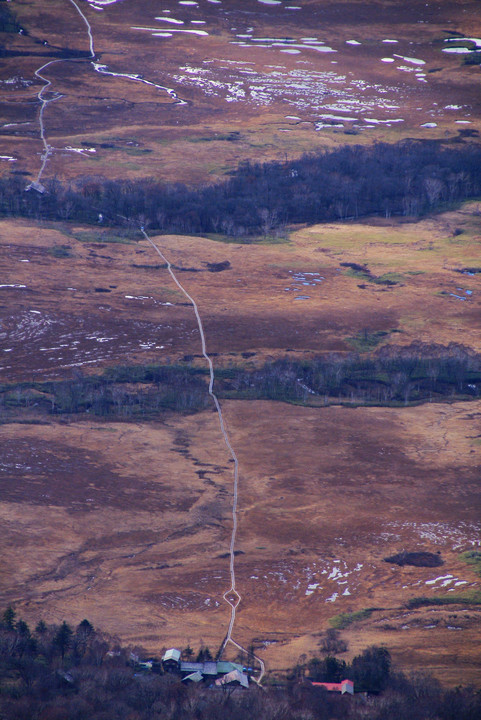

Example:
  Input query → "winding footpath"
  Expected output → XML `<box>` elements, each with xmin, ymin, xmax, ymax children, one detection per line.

<box><xmin>31</xmin><ymin>0</ymin><xmax>185</xmax><ymax>185</ymax></box>
<box><xmin>31</xmin><ymin>59</ymin><xmax>64</xmax><ymax>186</ymax></box>
<box><xmin>141</xmin><ymin>230</ymin><xmax>265</xmax><ymax>683</ymax></box>
<box><xmin>30</xmin><ymin>0</ymin><xmax>95</xmax><ymax>186</ymax></box>
<box><xmin>69</xmin><ymin>0</ymin><xmax>186</xmax><ymax>101</ymax></box>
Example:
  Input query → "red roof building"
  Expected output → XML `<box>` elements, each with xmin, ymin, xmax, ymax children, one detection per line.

<box><xmin>312</xmin><ymin>679</ymin><xmax>354</xmax><ymax>695</ymax></box>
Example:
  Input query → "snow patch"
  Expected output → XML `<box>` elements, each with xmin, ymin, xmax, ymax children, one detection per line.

<box><xmin>326</xmin><ymin>592</ymin><xmax>338</xmax><ymax>603</ymax></box>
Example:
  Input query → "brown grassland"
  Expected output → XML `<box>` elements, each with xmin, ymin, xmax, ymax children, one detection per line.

<box><xmin>0</xmin><ymin>0</ymin><xmax>480</xmax><ymax>687</ymax></box>
<box><xmin>1</xmin><ymin>209</ymin><xmax>480</xmax><ymax>684</ymax></box>
<box><xmin>1</xmin><ymin>0</ymin><xmax>481</xmax><ymax>183</ymax></box>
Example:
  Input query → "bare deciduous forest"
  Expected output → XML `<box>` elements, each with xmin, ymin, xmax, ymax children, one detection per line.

<box><xmin>5</xmin><ymin>141</ymin><xmax>481</xmax><ymax>236</ymax></box>
<box><xmin>2</xmin><ymin>343</ymin><xmax>479</xmax><ymax>422</ymax></box>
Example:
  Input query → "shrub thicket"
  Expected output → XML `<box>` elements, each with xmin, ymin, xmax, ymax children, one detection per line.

<box><xmin>1</xmin><ymin>343</ymin><xmax>480</xmax><ymax>422</ymax></box>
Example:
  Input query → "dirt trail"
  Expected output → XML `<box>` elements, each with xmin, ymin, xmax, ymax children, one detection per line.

<box><xmin>141</xmin><ymin>230</ymin><xmax>265</xmax><ymax>683</ymax></box>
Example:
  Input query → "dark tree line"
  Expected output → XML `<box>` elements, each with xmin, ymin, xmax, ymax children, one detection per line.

<box><xmin>222</xmin><ymin>342</ymin><xmax>481</xmax><ymax>406</ymax></box>
<box><xmin>0</xmin><ymin>364</ymin><xmax>211</xmax><ymax>420</ymax></box>
<box><xmin>4</xmin><ymin>140</ymin><xmax>481</xmax><ymax>236</ymax></box>
<box><xmin>1</xmin><ymin>343</ymin><xmax>480</xmax><ymax>422</ymax></box>
<box><xmin>1</xmin><ymin>608</ymin><xmax>480</xmax><ymax>720</ymax></box>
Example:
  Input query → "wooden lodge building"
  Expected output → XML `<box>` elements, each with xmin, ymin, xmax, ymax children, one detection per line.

<box><xmin>161</xmin><ymin>649</ymin><xmax>250</xmax><ymax>688</ymax></box>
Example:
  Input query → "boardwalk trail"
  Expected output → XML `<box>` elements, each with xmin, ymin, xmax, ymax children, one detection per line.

<box><xmin>141</xmin><ymin>230</ymin><xmax>265</xmax><ymax>683</ymax></box>
<box><xmin>27</xmin><ymin>0</ymin><xmax>265</xmax><ymax>682</ymax></box>
<box><xmin>31</xmin><ymin>0</ymin><xmax>186</xmax><ymax>185</ymax></box>
<box><xmin>32</xmin><ymin>59</ymin><xmax>64</xmax><ymax>186</ymax></box>
<box><xmin>31</xmin><ymin>0</ymin><xmax>95</xmax><ymax>186</ymax></box>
